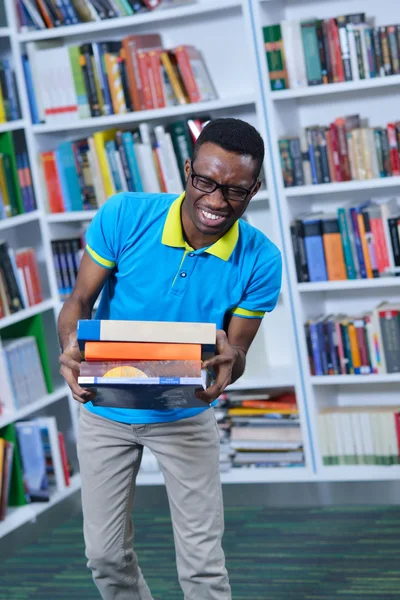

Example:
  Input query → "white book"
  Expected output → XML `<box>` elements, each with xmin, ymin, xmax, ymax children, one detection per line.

<box><xmin>114</xmin><ymin>150</ymin><xmax>128</xmax><ymax>192</ymax></box>
<box><xmin>17</xmin><ymin>267</ymin><xmax>30</xmax><ymax>308</ymax></box>
<box><xmin>134</xmin><ymin>143</ymin><xmax>161</xmax><ymax>194</ymax></box>
<box><xmin>154</xmin><ymin>126</ymin><xmax>181</xmax><ymax>194</ymax></box>
<box><xmin>280</xmin><ymin>20</ymin><xmax>307</xmax><ymax>88</ymax></box>
<box><xmin>346</xmin><ymin>25</ymin><xmax>360</xmax><ymax>81</ymax></box>
<box><xmin>26</xmin><ymin>41</ymin><xmax>62</xmax><ymax>124</ymax></box>
<box><xmin>376</xmin><ymin>198</ymin><xmax>400</xmax><ymax>273</ymax></box>
<box><xmin>0</xmin><ymin>337</ymin><xmax>16</xmax><ymax>414</ymax></box>
<box><xmin>88</xmin><ymin>137</ymin><xmax>107</xmax><ymax>207</ymax></box>
<box><xmin>36</xmin><ymin>416</ymin><xmax>66</xmax><ymax>493</ymax></box>
<box><xmin>354</xmin><ymin>24</ymin><xmax>370</xmax><ymax>79</ymax></box>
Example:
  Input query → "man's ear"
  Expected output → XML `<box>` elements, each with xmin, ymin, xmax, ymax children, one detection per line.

<box><xmin>184</xmin><ymin>158</ymin><xmax>191</xmax><ymax>182</ymax></box>
<box><xmin>251</xmin><ymin>179</ymin><xmax>262</xmax><ymax>198</ymax></box>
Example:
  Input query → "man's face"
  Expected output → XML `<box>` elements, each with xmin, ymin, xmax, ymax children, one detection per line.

<box><xmin>183</xmin><ymin>142</ymin><xmax>261</xmax><ymax>237</ymax></box>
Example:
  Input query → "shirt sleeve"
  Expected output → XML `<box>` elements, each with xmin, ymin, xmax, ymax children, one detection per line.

<box><xmin>232</xmin><ymin>251</ymin><xmax>282</xmax><ymax>319</ymax></box>
<box><xmin>85</xmin><ymin>194</ymin><xmax>126</xmax><ymax>270</ymax></box>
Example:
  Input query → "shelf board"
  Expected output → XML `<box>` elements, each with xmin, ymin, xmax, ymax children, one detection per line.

<box><xmin>312</xmin><ymin>374</ymin><xmax>400</xmax><ymax>385</ymax></box>
<box><xmin>0</xmin><ymin>27</ymin><xmax>11</xmax><ymax>38</ymax></box>
<box><xmin>0</xmin><ymin>299</ymin><xmax>55</xmax><ymax>330</ymax></box>
<box><xmin>0</xmin><ymin>385</ymin><xmax>68</xmax><ymax>429</ymax></box>
<box><xmin>285</xmin><ymin>176</ymin><xmax>400</xmax><ymax>197</ymax></box>
<box><xmin>32</xmin><ymin>94</ymin><xmax>256</xmax><ymax>134</ymax></box>
<box><xmin>47</xmin><ymin>210</ymin><xmax>97</xmax><ymax>223</ymax></box>
<box><xmin>17</xmin><ymin>0</ymin><xmax>242</xmax><ymax>41</ymax></box>
<box><xmin>0</xmin><ymin>119</ymin><xmax>27</xmax><ymax>133</ymax></box>
<box><xmin>227</xmin><ymin>366</ymin><xmax>295</xmax><ymax>391</ymax></box>
<box><xmin>271</xmin><ymin>74</ymin><xmax>400</xmax><ymax>101</ymax></box>
<box><xmin>136</xmin><ymin>465</ymin><xmax>311</xmax><ymax>485</ymax></box>
<box><xmin>317</xmin><ymin>466</ymin><xmax>400</xmax><ymax>482</ymax></box>
<box><xmin>0</xmin><ymin>474</ymin><xmax>81</xmax><ymax>540</ymax></box>
<box><xmin>0</xmin><ymin>210</ymin><xmax>40</xmax><ymax>231</ymax></box>
<box><xmin>298</xmin><ymin>278</ymin><xmax>400</xmax><ymax>292</ymax></box>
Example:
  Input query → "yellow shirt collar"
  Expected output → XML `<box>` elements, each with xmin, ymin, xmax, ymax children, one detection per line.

<box><xmin>161</xmin><ymin>192</ymin><xmax>239</xmax><ymax>261</ymax></box>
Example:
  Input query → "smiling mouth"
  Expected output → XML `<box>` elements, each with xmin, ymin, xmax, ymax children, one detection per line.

<box><xmin>198</xmin><ymin>207</ymin><xmax>230</xmax><ymax>226</ymax></box>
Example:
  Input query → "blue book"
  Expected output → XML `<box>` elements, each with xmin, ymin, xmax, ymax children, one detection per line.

<box><xmin>105</xmin><ymin>140</ymin><xmax>123</xmax><ymax>192</ymax></box>
<box><xmin>16</xmin><ymin>154</ymin><xmax>30</xmax><ymax>213</ymax></box>
<box><xmin>54</xmin><ymin>149</ymin><xmax>70</xmax><ymax>211</ymax></box>
<box><xmin>309</xmin><ymin>321</ymin><xmax>323</xmax><ymax>376</ymax></box>
<box><xmin>22</xmin><ymin>55</ymin><xmax>40</xmax><ymax>124</ymax></box>
<box><xmin>22</xmin><ymin>152</ymin><xmax>36</xmax><ymax>212</ymax></box>
<box><xmin>94</xmin><ymin>43</ymin><xmax>113</xmax><ymax>116</ymax></box>
<box><xmin>348</xmin><ymin>201</ymin><xmax>371</xmax><ymax>279</ymax></box>
<box><xmin>122</xmin><ymin>132</ymin><xmax>143</xmax><ymax>193</ymax></box>
<box><xmin>2</xmin><ymin>58</ymin><xmax>20</xmax><ymax>121</ymax></box>
<box><xmin>302</xmin><ymin>217</ymin><xmax>328</xmax><ymax>281</ymax></box>
<box><xmin>57</xmin><ymin>142</ymin><xmax>83</xmax><ymax>211</ymax></box>
<box><xmin>15</xmin><ymin>421</ymin><xmax>49</xmax><ymax>502</ymax></box>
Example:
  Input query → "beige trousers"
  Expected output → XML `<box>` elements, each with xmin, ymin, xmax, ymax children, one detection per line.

<box><xmin>77</xmin><ymin>406</ymin><xmax>231</xmax><ymax>600</ymax></box>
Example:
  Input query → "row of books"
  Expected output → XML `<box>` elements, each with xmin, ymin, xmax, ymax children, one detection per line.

<box><xmin>0</xmin><ymin>419</ymin><xmax>72</xmax><ymax>521</ymax></box>
<box><xmin>24</xmin><ymin>34</ymin><xmax>216</xmax><ymax>124</ymax></box>
<box><xmin>291</xmin><ymin>199</ymin><xmax>400</xmax><ymax>283</ymax></box>
<box><xmin>279</xmin><ymin>115</ymin><xmax>400</xmax><ymax>188</ymax></box>
<box><xmin>52</xmin><ymin>237</ymin><xmax>84</xmax><ymax>301</ymax></box>
<box><xmin>0</xmin><ymin>241</ymin><xmax>43</xmax><ymax>318</ymax></box>
<box><xmin>264</xmin><ymin>14</ymin><xmax>400</xmax><ymax>91</ymax></box>
<box><xmin>305</xmin><ymin>302</ymin><xmax>400</xmax><ymax>377</ymax></box>
<box><xmin>17</xmin><ymin>0</ymin><xmax>166</xmax><ymax>31</ymax></box>
<box><xmin>77</xmin><ymin>318</ymin><xmax>215</xmax><ymax>409</ymax></box>
<box><xmin>216</xmin><ymin>391</ymin><xmax>303</xmax><ymax>470</ymax></box>
<box><xmin>0</xmin><ymin>335</ymin><xmax>47</xmax><ymax>412</ymax></box>
<box><xmin>0</xmin><ymin>132</ymin><xmax>36</xmax><ymax>218</ymax></box>
<box><xmin>318</xmin><ymin>407</ymin><xmax>400</xmax><ymax>466</ymax></box>
<box><xmin>0</xmin><ymin>59</ymin><xmax>21</xmax><ymax>123</ymax></box>
<box><xmin>42</xmin><ymin>118</ymin><xmax>208</xmax><ymax>212</ymax></box>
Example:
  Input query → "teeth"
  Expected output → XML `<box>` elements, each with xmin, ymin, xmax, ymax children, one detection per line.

<box><xmin>202</xmin><ymin>210</ymin><xmax>220</xmax><ymax>221</ymax></box>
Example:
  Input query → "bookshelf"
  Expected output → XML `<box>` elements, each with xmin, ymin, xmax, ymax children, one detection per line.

<box><xmin>0</xmin><ymin>0</ymin><xmax>398</xmax><ymax>538</ymax></box>
<box><xmin>250</xmin><ymin>0</ymin><xmax>400</xmax><ymax>481</ymax></box>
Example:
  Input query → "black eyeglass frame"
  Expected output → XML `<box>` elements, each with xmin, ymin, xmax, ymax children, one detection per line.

<box><xmin>190</xmin><ymin>161</ymin><xmax>258</xmax><ymax>203</ymax></box>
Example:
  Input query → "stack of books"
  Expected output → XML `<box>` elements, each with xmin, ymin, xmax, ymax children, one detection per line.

<box><xmin>291</xmin><ymin>198</ymin><xmax>400</xmax><ymax>283</ymax></box>
<box><xmin>264</xmin><ymin>14</ymin><xmax>400</xmax><ymax>91</ymax></box>
<box><xmin>42</xmin><ymin>117</ymin><xmax>209</xmax><ymax>213</ymax></box>
<box><xmin>305</xmin><ymin>302</ymin><xmax>400</xmax><ymax>377</ymax></box>
<box><xmin>24</xmin><ymin>34</ymin><xmax>216</xmax><ymax>124</ymax></box>
<box><xmin>217</xmin><ymin>391</ymin><xmax>304</xmax><ymax>469</ymax></box>
<box><xmin>279</xmin><ymin>114</ymin><xmax>400</xmax><ymax>187</ymax></box>
<box><xmin>318</xmin><ymin>406</ymin><xmax>400</xmax><ymax>466</ymax></box>
<box><xmin>0</xmin><ymin>241</ymin><xmax>44</xmax><ymax>318</ymax></box>
<box><xmin>77</xmin><ymin>319</ymin><xmax>216</xmax><ymax>410</ymax></box>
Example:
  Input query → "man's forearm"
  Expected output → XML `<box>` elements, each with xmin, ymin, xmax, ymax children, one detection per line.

<box><xmin>58</xmin><ymin>296</ymin><xmax>92</xmax><ymax>351</ymax></box>
<box><xmin>230</xmin><ymin>347</ymin><xmax>246</xmax><ymax>384</ymax></box>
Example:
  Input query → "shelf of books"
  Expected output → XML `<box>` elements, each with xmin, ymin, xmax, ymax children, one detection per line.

<box><xmin>252</xmin><ymin>0</ymin><xmax>400</xmax><ymax>481</ymax></box>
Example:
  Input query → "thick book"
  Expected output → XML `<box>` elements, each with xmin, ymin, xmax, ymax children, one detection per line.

<box><xmin>80</xmin><ymin>359</ymin><xmax>202</xmax><ymax>378</ymax></box>
<box><xmin>77</xmin><ymin>319</ymin><xmax>216</xmax><ymax>353</ymax></box>
<box><xmin>79</xmin><ymin>371</ymin><xmax>212</xmax><ymax>410</ymax></box>
<box><xmin>84</xmin><ymin>341</ymin><xmax>202</xmax><ymax>361</ymax></box>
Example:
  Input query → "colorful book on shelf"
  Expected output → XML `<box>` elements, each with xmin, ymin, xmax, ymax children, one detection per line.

<box><xmin>0</xmin><ymin>424</ymin><xmax>27</xmax><ymax>508</ymax></box>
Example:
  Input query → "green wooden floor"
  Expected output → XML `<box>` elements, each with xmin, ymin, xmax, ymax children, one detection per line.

<box><xmin>0</xmin><ymin>504</ymin><xmax>399</xmax><ymax>599</ymax></box>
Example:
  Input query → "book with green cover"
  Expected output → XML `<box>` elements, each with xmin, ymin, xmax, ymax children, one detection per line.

<box><xmin>0</xmin><ymin>132</ymin><xmax>24</xmax><ymax>215</ymax></box>
<box><xmin>68</xmin><ymin>46</ymin><xmax>91</xmax><ymax>120</ymax></box>
<box><xmin>1</xmin><ymin>314</ymin><xmax>53</xmax><ymax>393</ymax></box>
<box><xmin>263</xmin><ymin>24</ymin><xmax>288</xmax><ymax>91</ymax></box>
<box><xmin>168</xmin><ymin>121</ymin><xmax>194</xmax><ymax>185</ymax></box>
<box><xmin>0</xmin><ymin>424</ymin><xmax>28</xmax><ymax>507</ymax></box>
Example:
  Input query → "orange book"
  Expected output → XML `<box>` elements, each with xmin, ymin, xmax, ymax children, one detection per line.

<box><xmin>84</xmin><ymin>341</ymin><xmax>202</xmax><ymax>362</ymax></box>
<box><xmin>241</xmin><ymin>401</ymin><xmax>297</xmax><ymax>410</ymax></box>
<box><xmin>174</xmin><ymin>45</ymin><xmax>202</xmax><ymax>103</ymax></box>
<box><xmin>357</xmin><ymin>213</ymin><xmax>373</xmax><ymax>278</ymax></box>
<box><xmin>347</xmin><ymin>322</ymin><xmax>361</xmax><ymax>374</ymax></box>
<box><xmin>321</xmin><ymin>216</ymin><xmax>347</xmax><ymax>281</ymax></box>
<box><xmin>41</xmin><ymin>151</ymin><xmax>64</xmax><ymax>213</ymax></box>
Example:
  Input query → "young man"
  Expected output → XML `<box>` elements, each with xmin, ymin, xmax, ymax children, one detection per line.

<box><xmin>58</xmin><ymin>118</ymin><xmax>282</xmax><ymax>600</ymax></box>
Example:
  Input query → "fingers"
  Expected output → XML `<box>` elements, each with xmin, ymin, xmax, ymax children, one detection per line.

<box><xmin>202</xmin><ymin>355</ymin><xmax>229</xmax><ymax>369</ymax></box>
<box><xmin>196</xmin><ymin>364</ymin><xmax>232</xmax><ymax>402</ymax></box>
<box><xmin>59</xmin><ymin>363</ymin><xmax>95</xmax><ymax>403</ymax></box>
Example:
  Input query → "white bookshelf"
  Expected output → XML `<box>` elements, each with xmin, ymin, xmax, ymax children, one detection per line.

<box><xmin>250</xmin><ymin>0</ymin><xmax>400</xmax><ymax>482</ymax></box>
<box><xmin>1</xmin><ymin>0</ymin><xmax>398</xmax><ymax>537</ymax></box>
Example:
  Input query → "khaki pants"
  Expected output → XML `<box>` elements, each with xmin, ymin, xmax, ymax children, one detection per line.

<box><xmin>77</xmin><ymin>407</ymin><xmax>231</xmax><ymax>600</ymax></box>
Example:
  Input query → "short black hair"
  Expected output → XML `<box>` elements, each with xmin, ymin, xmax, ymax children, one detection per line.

<box><xmin>193</xmin><ymin>118</ymin><xmax>265</xmax><ymax>177</ymax></box>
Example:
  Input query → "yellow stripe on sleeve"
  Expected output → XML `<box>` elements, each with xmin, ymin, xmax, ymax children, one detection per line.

<box><xmin>232</xmin><ymin>307</ymin><xmax>265</xmax><ymax>318</ymax></box>
<box><xmin>86</xmin><ymin>244</ymin><xmax>115</xmax><ymax>269</ymax></box>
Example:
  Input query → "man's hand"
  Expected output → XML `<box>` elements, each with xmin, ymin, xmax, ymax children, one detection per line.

<box><xmin>196</xmin><ymin>330</ymin><xmax>242</xmax><ymax>403</ymax></box>
<box><xmin>59</xmin><ymin>332</ymin><xmax>94</xmax><ymax>404</ymax></box>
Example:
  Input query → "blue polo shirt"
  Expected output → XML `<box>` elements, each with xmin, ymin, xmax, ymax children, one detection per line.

<box><xmin>83</xmin><ymin>192</ymin><xmax>282</xmax><ymax>423</ymax></box>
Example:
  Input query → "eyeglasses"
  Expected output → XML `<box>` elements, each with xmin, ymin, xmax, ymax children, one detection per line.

<box><xmin>190</xmin><ymin>162</ymin><xmax>257</xmax><ymax>203</ymax></box>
